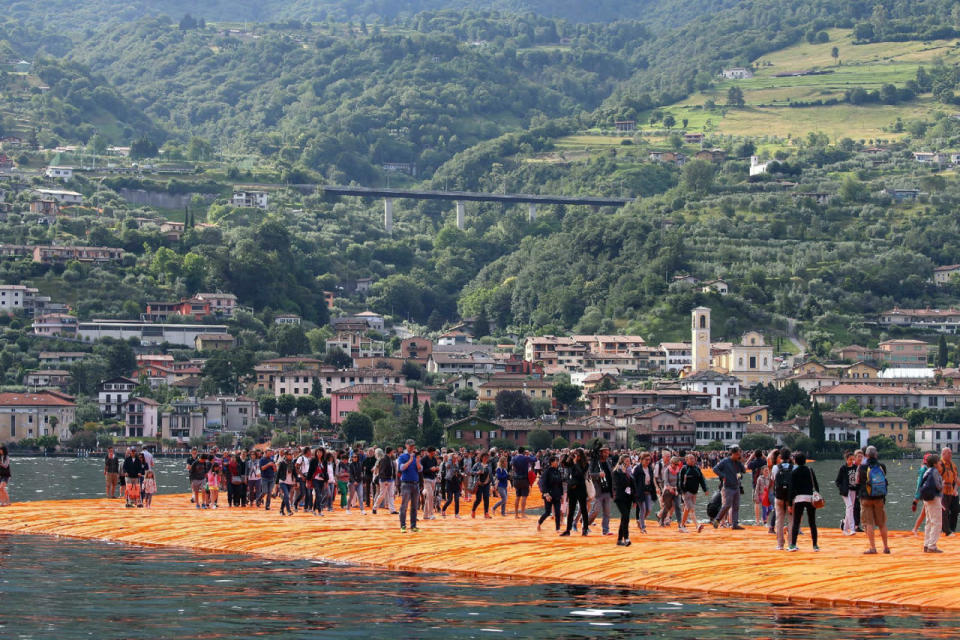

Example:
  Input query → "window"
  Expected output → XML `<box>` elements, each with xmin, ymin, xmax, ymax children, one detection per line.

<box><xmin>700</xmin><ymin>315</ymin><xmax>706</xmax><ymax>329</ymax></box>
<box><xmin>749</xmin><ymin>356</ymin><xmax>757</xmax><ymax>369</ymax></box>
<box><xmin>456</xmin><ymin>430</ymin><xmax>463</xmax><ymax>439</ymax></box>
<box><xmin>474</xmin><ymin>430</ymin><xmax>482</xmax><ymax>439</ymax></box>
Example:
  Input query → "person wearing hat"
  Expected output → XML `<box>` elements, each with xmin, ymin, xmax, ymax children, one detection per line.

<box><xmin>397</xmin><ymin>439</ymin><xmax>423</xmax><ymax>532</ymax></box>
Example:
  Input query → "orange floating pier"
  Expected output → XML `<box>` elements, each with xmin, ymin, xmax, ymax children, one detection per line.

<box><xmin>1</xmin><ymin>493</ymin><xmax>958</xmax><ymax>611</ymax></box>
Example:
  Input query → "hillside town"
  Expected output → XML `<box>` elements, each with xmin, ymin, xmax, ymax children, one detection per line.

<box><xmin>3</xmin><ymin>283</ymin><xmax>956</xmax><ymax>459</ymax></box>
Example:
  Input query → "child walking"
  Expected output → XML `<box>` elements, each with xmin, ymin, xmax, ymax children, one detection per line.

<box><xmin>207</xmin><ymin>464</ymin><xmax>221</xmax><ymax>509</ymax></box>
<box><xmin>142</xmin><ymin>470</ymin><xmax>157</xmax><ymax>508</ymax></box>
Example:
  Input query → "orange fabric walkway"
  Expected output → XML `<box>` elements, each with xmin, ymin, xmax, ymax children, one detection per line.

<box><xmin>0</xmin><ymin>493</ymin><xmax>956</xmax><ymax>611</ymax></box>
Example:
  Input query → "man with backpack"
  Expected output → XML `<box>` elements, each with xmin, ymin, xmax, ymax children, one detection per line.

<box><xmin>771</xmin><ymin>447</ymin><xmax>794</xmax><ymax>550</ymax></box>
<box><xmin>857</xmin><ymin>445</ymin><xmax>891</xmax><ymax>555</ymax></box>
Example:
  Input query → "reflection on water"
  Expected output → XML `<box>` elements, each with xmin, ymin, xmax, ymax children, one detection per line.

<box><xmin>5</xmin><ymin>456</ymin><xmax>930</xmax><ymax>530</ymax></box>
<box><xmin>0</xmin><ymin>534</ymin><xmax>958</xmax><ymax>640</ymax></box>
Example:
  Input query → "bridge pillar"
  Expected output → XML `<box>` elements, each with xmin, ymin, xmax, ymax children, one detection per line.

<box><xmin>384</xmin><ymin>198</ymin><xmax>393</xmax><ymax>233</ymax></box>
<box><xmin>528</xmin><ymin>203</ymin><xmax>537</xmax><ymax>222</ymax></box>
<box><xmin>455</xmin><ymin>201</ymin><xmax>465</xmax><ymax>230</ymax></box>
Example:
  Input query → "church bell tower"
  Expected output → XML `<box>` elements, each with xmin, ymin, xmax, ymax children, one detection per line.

<box><xmin>692</xmin><ymin>306</ymin><xmax>711</xmax><ymax>372</ymax></box>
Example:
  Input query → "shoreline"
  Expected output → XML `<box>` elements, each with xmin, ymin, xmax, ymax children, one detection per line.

<box><xmin>0</xmin><ymin>493</ymin><xmax>957</xmax><ymax>612</ymax></box>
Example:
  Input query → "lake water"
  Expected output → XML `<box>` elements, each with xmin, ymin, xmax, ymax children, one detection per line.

<box><xmin>0</xmin><ymin>456</ymin><xmax>953</xmax><ymax>639</ymax></box>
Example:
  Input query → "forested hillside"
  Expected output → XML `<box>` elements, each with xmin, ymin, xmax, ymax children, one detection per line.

<box><xmin>5</xmin><ymin>0</ymin><xmax>960</xmax><ymax>354</ymax></box>
<box><xmin>68</xmin><ymin>14</ymin><xmax>648</xmax><ymax>182</ymax></box>
<box><xmin>4</xmin><ymin>0</ymin><xmax>743</xmax><ymax>29</ymax></box>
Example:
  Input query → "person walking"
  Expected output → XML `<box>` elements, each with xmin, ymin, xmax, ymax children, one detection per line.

<box><xmin>259</xmin><ymin>449</ymin><xmax>277</xmax><ymax>510</ymax></box>
<box><xmin>613</xmin><ymin>455</ymin><xmax>636</xmax><ymax>547</ymax></box>
<box><xmin>654</xmin><ymin>450</ymin><xmax>682</xmax><ymax>525</ymax></box>
<box><xmin>711</xmin><ymin>447</ymin><xmax>746</xmax><ymax>530</ymax></box>
<box><xmin>471</xmin><ymin>452</ymin><xmax>492</xmax><ymax>519</ymax></box>
<box><xmin>0</xmin><ymin>445</ymin><xmax>10</xmax><ymax>506</ymax></box>
<box><xmin>786</xmin><ymin>452</ymin><xmax>820</xmax><ymax>552</ymax></box>
<box><xmin>277</xmin><ymin>451</ymin><xmax>297</xmax><ymax>516</ymax></box>
<box><xmin>103</xmin><ymin>446</ymin><xmax>120</xmax><ymax>498</ymax></box>
<box><xmin>857</xmin><ymin>445</ymin><xmax>891</xmax><ymax>555</ymax></box>
<box><xmin>678</xmin><ymin>453</ymin><xmax>708</xmax><ymax>533</ymax></box>
<box><xmin>397</xmin><ymin>440</ymin><xmax>422</xmax><ymax>532</ymax></box>
<box><xmin>938</xmin><ymin>448</ymin><xmax>959</xmax><ymax>536</ymax></box>
<box><xmin>492</xmin><ymin>455</ymin><xmax>510</xmax><ymax>517</ymax></box>
<box><xmin>372</xmin><ymin>448</ymin><xmax>397</xmax><ymax>515</ymax></box>
<box><xmin>918</xmin><ymin>453</ymin><xmax>945</xmax><ymax>553</ymax></box>
<box><xmin>632</xmin><ymin>452</ymin><xmax>656</xmax><ymax>533</ymax></box>
<box><xmin>247</xmin><ymin>450</ymin><xmax>262</xmax><ymax>507</ymax></box>
<box><xmin>771</xmin><ymin>448</ymin><xmax>794</xmax><ymax>548</ymax></box>
<box><xmin>441</xmin><ymin>453</ymin><xmax>463</xmax><ymax>518</ymax></box>
<box><xmin>421</xmin><ymin>447</ymin><xmax>439</xmax><ymax>520</ymax></box>
<box><xmin>588</xmin><ymin>446</ymin><xmax>615</xmax><ymax>536</ymax></box>
<box><xmin>511</xmin><ymin>448</ymin><xmax>537</xmax><ymax>518</ymax></box>
<box><xmin>347</xmin><ymin>451</ymin><xmax>365</xmax><ymax>513</ymax></box>
<box><xmin>560</xmin><ymin>449</ymin><xmax>590</xmax><ymax>537</ymax></box>
<box><xmin>834</xmin><ymin>452</ymin><xmax>858</xmax><ymax>536</ymax></box>
<box><xmin>657</xmin><ymin>456</ymin><xmax>682</xmax><ymax>526</ymax></box>
<box><xmin>537</xmin><ymin>456</ymin><xmax>563</xmax><ymax>532</ymax></box>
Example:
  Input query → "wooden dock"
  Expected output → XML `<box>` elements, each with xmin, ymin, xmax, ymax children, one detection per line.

<box><xmin>1</xmin><ymin>494</ymin><xmax>957</xmax><ymax>611</ymax></box>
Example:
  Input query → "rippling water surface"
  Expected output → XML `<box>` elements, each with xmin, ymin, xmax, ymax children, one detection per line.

<box><xmin>1</xmin><ymin>535</ymin><xmax>958</xmax><ymax>640</ymax></box>
<box><xmin>1</xmin><ymin>456</ymin><xmax>953</xmax><ymax>639</ymax></box>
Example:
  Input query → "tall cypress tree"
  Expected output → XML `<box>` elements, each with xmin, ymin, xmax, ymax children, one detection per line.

<box><xmin>809</xmin><ymin>401</ymin><xmax>825</xmax><ymax>445</ymax></box>
<box><xmin>421</xmin><ymin>400</ymin><xmax>443</xmax><ymax>447</ymax></box>
<box><xmin>937</xmin><ymin>334</ymin><xmax>949</xmax><ymax>369</ymax></box>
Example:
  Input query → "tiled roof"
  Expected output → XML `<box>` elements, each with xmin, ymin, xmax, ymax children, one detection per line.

<box><xmin>331</xmin><ymin>384</ymin><xmax>411</xmax><ymax>395</ymax></box>
<box><xmin>0</xmin><ymin>391</ymin><xmax>75</xmax><ymax>407</ymax></box>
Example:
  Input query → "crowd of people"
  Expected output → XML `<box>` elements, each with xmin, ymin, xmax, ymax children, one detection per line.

<box><xmin>0</xmin><ymin>436</ymin><xmax>947</xmax><ymax>554</ymax></box>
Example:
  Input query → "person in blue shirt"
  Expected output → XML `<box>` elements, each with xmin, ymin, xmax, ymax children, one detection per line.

<box><xmin>259</xmin><ymin>450</ymin><xmax>277</xmax><ymax>511</ymax></box>
<box><xmin>492</xmin><ymin>455</ymin><xmax>510</xmax><ymax>516</ymax></box>
<box><xmin>397</xmin><ymin>439</ymin><xmax>423</xmax><ymax>532</ymax></box>
<box><xmin>511</xmin><ymin>448</ymin><xmax>537</xmax><ymax>518</ymax></box>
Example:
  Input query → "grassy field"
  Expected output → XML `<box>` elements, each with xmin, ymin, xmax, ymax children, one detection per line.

<box><xmin>663</xmin><ymin>29</ymin><xmax>960</xmax><ymax>140</ymax></box>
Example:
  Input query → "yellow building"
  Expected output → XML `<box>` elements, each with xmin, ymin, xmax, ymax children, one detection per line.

<box><xmin>844</xmin><ymin>362</ymin><xmax>880</xmax><ymax>380</ymax></box>
<box><xmin>716</xmin><ymin>331</ymin><xmax>776</xmax><ymax>386</ymax></box>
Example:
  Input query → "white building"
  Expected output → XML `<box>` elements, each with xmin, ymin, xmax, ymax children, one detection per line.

<box><xmin>701</xmin><ymin>279</ymin><xmax>729</xmax><ymax>295</ymax></box>
<box><xmin>231</xmin><ymin>191</ymin><xmax>268</xmax><ymax>209</ymax></box>
<box><xmin>749</xmin><ymin>156</ymin><xmax>769</xmax><ymax>176</ymax></box>
<box><xmin>721</xmin><ymin>68</ymin><xmax>753</xmax><ymax>79</ymax></box>
<box><xmin>274</xmin><ymin>314</ymin><xmax>301</xmax><ymax>325</ymax></box>
<box><xmin>44</xmin><ymin>166</ymin><xmax>74</xmax><ymax>180</ymax></box>
<box><xmin>660</xmin><ymin>342</ymin><xmax>693</xmax><ymax>373</ymax></box>
<box><xmin>0</xmin><ymin>284</ymin><xmax>40</xmax><ymax>313</ymax></box>
<box><xmin>680</xmin><ymin>369</ymin><xmax>741</xmax><ymax>410</ymax></box>
<box><xmin>123</xmin><ymin>397</ymin><xmax>159</xmax><ymax>439</ymax></box>
<box><xmin>316</xmin><ymin>368</ymin><xmax>407</xmax><ymax>397</ymax></box>
<box><xmin>915</xmin><ymin>423</ymin><xmax>960</xmax><ymax>453</ymax></box>
<box><xmin>98</xmin><ymin>377</ymin><xmax>137</xmax><ymax>417</ymax></box>
<box><xmin>34</xmin><ymin>188</ymin><xmax>82</xmax><ymax>204</ymax></box>
<box><xmin>77</xmin><ymin>321</ymin><xmax>228</xmax><ymax>347</ymax></box>
<box><xmin>199</xmin><ymin>396</ymin><xmax>259</xmax><ymax>433</ymax></box>
<box><xmin>427</xmin><ymin>351</ymin><xmax>498</xmax><ymax>375</ymax></box>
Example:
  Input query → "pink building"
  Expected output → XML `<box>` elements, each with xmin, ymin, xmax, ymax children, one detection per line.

<box><xmin>330</xmin><ymin>384</ymin><xmax>413</xmax><ymax>424</ymax></box>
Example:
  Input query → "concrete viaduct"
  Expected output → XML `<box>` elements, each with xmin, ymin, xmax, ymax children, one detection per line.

<box><xmin>320</xmin><ymin>185</ymin><xmax>634</xmax><ymax>232</ymax></box>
